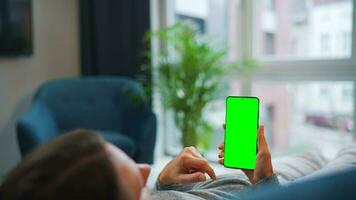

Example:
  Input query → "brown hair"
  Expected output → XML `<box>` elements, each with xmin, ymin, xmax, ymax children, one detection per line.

<box><xmin>0</xmin><ymin>129</ymin><xmax>123</xmax><ymax>200</ymax></box>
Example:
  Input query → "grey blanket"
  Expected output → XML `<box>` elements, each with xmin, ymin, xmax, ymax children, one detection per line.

<box><xmin>152</xmin><ymin>173</ymin><xmax>279</xmax><ymax>200</ymax></box>
<box><xmin>152</xmin><ymin>143</ymin><xmax>356</xmax><ymax>200</ymax></box>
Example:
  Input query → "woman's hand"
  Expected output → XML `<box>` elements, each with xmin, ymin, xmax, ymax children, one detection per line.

<box><xmin>218</xmin><ymin>125</ymin><xmax>273</xmax><ymax>184</ymax></box>
<box><xmin>159</xmin><ymin>146</ymin><xmax>217</xmax><ymax>186</ymax></box>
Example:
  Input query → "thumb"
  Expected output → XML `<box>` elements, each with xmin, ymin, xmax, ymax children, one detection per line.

<box><xmin>257</xmin><ymin>125</ymin><xmax>269</xmax><ymax>152</ymax></box>
<box><xmin>177</xmin><ymin>172</ymin><xmax>206</xmax><ymax>184</ymax></box>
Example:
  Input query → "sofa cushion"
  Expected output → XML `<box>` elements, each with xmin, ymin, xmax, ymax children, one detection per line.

<box><xmin>101</xmin><ymin>131</ymin><xmax>136</xmax><ymax>157</ymax></box>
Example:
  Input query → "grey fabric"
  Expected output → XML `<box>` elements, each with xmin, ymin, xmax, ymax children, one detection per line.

<box><xmin>272</xmin><ymin>150</ymin><xmax>328</xmax><ymax>184</ymax></box>
<box><xmin>152</xmin><ymin>174</ymin><xmax>279</xmax><ymax>200</ymax></box>
<box><xmin>151</xmin><ymin>144</ymin><xmax>356</xmax><ymax>200</ymax></box>
<box><xmin>242</xmin><ymin>168</ymin><xmax>356</xmax><ymax>200</ymax></box>
<box><xmin>297</xmin><ymin>143</ymin><xmax>356</xmax><ymax>182</ymax></box>
<box><xmin>323</xmin><ymin>143</ymin><xmax>356</xmax><ymax>170</ymax></box>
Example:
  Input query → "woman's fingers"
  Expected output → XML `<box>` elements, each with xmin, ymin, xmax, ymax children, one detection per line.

<box><xmin>183</xmin><ymin>146</ymin><xmax>204</xmax><ymax>159</ymax></box>
<box><xmin>178</xmin><ymin>172</ymin><xmax>206</xmax><ymax>184</ymax></box>
<box><xmin>182</xmin><ymin>157</ymin><xmax>217</xmax><ymax>180</ymax></box>
<box><xmin>218</xmin><ymin>150</ymin><xmax>224</xmax><ymax>158</ymax></box>
<box><xmin>218</xmin><ymin>123</ymin><xmax>226</xmax><ymax>165</ymax></box>
<box><xmin>218</xmin><ymin>143</ymin><xmax>224</xmax><ymax>150</ymax></box>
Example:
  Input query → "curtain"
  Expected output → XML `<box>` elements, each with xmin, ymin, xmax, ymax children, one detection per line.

<box><xmin>79</xmin><ymin>0</ymin><xmax>151</xmax><ymax>100</ymax></box>
<box><xmin>80</xmin><ymin>0</ymin><xmax>150</xmax><ymax>77</ymax></box>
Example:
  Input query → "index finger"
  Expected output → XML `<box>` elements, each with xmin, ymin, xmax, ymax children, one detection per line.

<box><xmin>183</xmin><ymin>157</ymin><xmax>217</xmax><ymax>180</ymax></box>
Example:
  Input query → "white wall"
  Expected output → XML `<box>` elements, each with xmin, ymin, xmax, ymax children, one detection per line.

<box><xmin>0</xmin><ymin>0</ymin><xmax>80</xmax><ymax>176</ymax></box>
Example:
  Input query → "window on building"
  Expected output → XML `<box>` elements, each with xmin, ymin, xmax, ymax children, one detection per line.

<box><xmin>320</xmin><ymin>33</ymin><xmax>331</xmax><ymax>56</ymax></box>
<box><xmin>264</xmin><ymin>32</ymin><xmax>275</xmax><ymax>55</ymax></box>
<box><xmin>343</xmin><ymin>32</ymin><xmax>352</xmax><ymax>54</ymax></box>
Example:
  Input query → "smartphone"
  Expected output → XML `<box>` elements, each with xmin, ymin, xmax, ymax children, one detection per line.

<box><xmin>224</xmin><ymin>96</ymin><xmax>259</xmax><ymax>170</ymax></box>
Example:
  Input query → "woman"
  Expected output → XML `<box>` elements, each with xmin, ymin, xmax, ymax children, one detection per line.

<box><xmin>0</xmin><ymin>126</ymin><xmax>276</xmax><ymax>200</ymax></box>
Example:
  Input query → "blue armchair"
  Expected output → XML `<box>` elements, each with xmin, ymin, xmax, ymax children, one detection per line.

<box><xmin>17</xmin><ymin>77</ymin><xmax>156</xmax><ymax>163</ymax></box>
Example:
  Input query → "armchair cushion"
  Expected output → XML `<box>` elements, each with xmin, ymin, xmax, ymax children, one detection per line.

<box><xmin>17</xmin><ymin>101</ymin><xmax>59</xmax><ymax>155</ymax></box>
<box><xmin>17</xmin><ymin>77</ymin><xmax>157</xmax><ymax>163</ymax></box>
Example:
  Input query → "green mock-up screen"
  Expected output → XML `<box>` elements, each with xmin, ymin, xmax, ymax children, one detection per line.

<box><xmin>224</xmin><ymin>96</ymin><xmax>259</xmax><ymax>170</ymax></box>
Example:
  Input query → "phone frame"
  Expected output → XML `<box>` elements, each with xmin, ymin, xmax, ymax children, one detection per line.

<box><xmin>223</xmin><ymin>96</ymin><xmax>260</xmax><ymax>170</ymax></box>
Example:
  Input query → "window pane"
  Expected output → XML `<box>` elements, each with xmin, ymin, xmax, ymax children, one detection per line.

<box><xmin>165</xmin><ymin>80</ymin><xmax>354</xmax><ymax>158</ymax></box>
<box><xmin>254</xmin><ymin>0</ymin><xmax>353</xmax><ymax>59</ymax></box>
<box><xmin>252</xmin><ymin>81</ymin><xmax>354</xmax><ymax>157</ymax></box>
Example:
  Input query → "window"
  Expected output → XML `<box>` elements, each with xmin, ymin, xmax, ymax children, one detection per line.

<box><xmin>171</xmin><ymin>80</ymin><xmax>355</xmax><ymax>158</ymax></box>
<box><xmin>343</xmin><ymin>32</ymin><xmax>352</xmax><ymax>54</ymax></box>
<box><xmin>153</xmin><ymin>0</ymin><xmax>356</xmax><ymax>159</ymax></box>
<box><xmin>264</xmin><ymin>32</ymin><xmax>275</xmax><ymax>55</ymax></box>
<box><xmin>320</xmin><ymin>33</ymin><xmax>331</xmax><ymax>56</ymax></box>
<box><xmin>168</xmin><ymin>0</ymin><xmax>354</xmax><ymax>60</ymax></box>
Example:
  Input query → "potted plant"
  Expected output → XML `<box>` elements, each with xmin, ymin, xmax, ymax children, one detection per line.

<box><xmin>147</xmin><ymin>21</ymin><xmax>259</xmax><ymax>151</ymax></box>
<box><xmin>148</xmin><ymin>22</ymin><xmax>227</xmax><ymax>150</ymax></box>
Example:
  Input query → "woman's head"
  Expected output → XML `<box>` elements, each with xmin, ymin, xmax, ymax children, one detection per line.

<box><xmin>0</xmin><ymin>129</ymin><xmax>151</xmax><ymax>200</ymax></box>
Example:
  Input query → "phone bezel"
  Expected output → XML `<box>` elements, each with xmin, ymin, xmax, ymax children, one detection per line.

<box><xmin>223</xmin><ymin>96</ymin><xmax>260</xmax><ymax>170</ymax></box>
